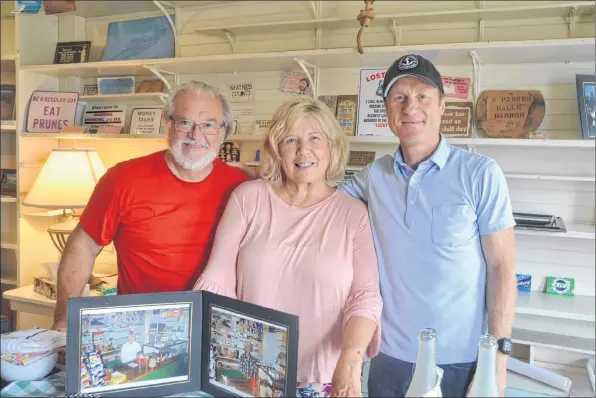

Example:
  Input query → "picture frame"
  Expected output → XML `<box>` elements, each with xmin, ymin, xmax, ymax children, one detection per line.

<box><xmin>0</xmin><ymin>169</ymin><xmax>17</xmax><ymax>197</ymax></box>
<box><xmin>66</xmin><ymin>291</ymin><xmax>299</xmax><ymax>398</ymax></box>
<box><xmin>576</xmin><ymin>74</ymin><xmax>596</xmax><ymax>140</ymax></box>
<box><xmin>0</xmin><ymin>84</ymin><xmax>16</xmax><ymax>121</ymax></box>
<box><xmin>200</xmin><ymin>291</ymin><xmax>298</xmax><ymax>398</ymax></box>
<box><xmin>66</xmin><ymin>291</ymin><xmax>203</xmax><ymax>397</ymax></box>
<box><xmin>129</xmin><ymin>107</ymin><xmax>163</xmax><ymax>135</ymax></box>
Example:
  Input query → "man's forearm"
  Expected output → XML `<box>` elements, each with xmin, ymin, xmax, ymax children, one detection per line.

<box><xmin>487</xmin><ymin>262</ymin><xmax>517</xmax><ymax>340</ymax></box>
<box><xmin>53</xmin><ymin>226</ymin><xmax>101</xmax><ymax>325</ymax></box>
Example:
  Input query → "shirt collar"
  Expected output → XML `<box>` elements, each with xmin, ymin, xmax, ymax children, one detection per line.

<box><xmin>394</xmin><ymin>134</ymin><xmax>451</xmax><ymax>170</ymax></box>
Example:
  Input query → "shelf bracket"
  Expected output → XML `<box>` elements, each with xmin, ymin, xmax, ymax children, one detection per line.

<box><xmin>469</xmin><ymin>51</ymin><xmax>481</xmax><ymax>138</ymax></box>
<box><xmin>143</xmin><ymin>65</ymin><xmax>179</xmax><ymax>93</ymax></box>
<box><xmin>567</xmin><ymin>6</ymin><xmax>577</xmax><ymax>38</ymax></box>
<box><xmin>391</xmin><ymin>18</ymin><xmax>402</xmax><ymax>46</ymax></box>
<box><xmin>309</xmin><ymin>0</ymin><xmax>322</xmax><ymax>18</ymax></box>
<box><xmin>223</xmin><ymin>29</ymin><xmax>238</xmax><ymax>54</ymax></box>
<box><xmin>294</xmin><ymin>58</ymin><xmax>319</xmax><ymax>99</ymax></box>
<box><xmin>466</xmin><ymin>144</ymin><xmax>477</xmax><ymax>154</ymax></box>
<box><xmin>152</xmin><ymin>0</ymin><xmax>179</xmax><ymax>58</ymax></box>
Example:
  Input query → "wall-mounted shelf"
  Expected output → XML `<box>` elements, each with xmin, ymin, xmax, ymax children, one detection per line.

<box><xmin>504</xmin><ymin>173</ymin><xmax>596</xmax><ymax>182</ymax></box>
<box><xmin>18</xmin><ymin>38</ymin><xmax>595</xmax><ymax>77</ymax></box>
<box><xmin>0</xmin><ymin>121</ymin><xmax>16</xmax><ymax>131</ymax></box>
<box><xmin>80</xmin><ymin>93</ymin><xmax>168</xmax><ymax>101</ymax></box>
<box><xmin>0</xmin><ymin>196</ymin><xmax>17</xmax><ymax>203</ymax></box>
<box><xmin>20</xmin><ymin>133</ymin><xmax>166</xmax><ymax>141</ymax></box>
<box><xmin>195</xmin><ymin>2</ymin><xmax>595</xmax><ymax>35</ymax></box>
<box><xmin>516</xmin><ymin>292</ymin><xmax>595</xmax><ymax>323</ymax></box>
<box><xmin>515</xmin><ymin>223</ymin><xmax>595</xmax><ymax>240</ymax></box>
<box><xmin>0</xmin><ymin>56</ymin><xmax>16</xmax><ymax>72</ymax></box>
<box><xmin>0</xmin><ymin>241</ymin><xmax>17</xmax><ymax>251</ymax></box>
<box><xmin>512</xmin><ymin>328</ymin><xmax>595</xmax><ymax>355</ymax></box>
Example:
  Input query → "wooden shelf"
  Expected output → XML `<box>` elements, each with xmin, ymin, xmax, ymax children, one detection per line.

<box><xmin>0</xmin><ymin>278</ymin><xmax>17</xmax><ymax>286</ymax></box>
<box><xmin>515</xmin><ymin>223</ymin><xmax>595</xmax><ymax>240</ymax></box>
<box><xmin>504</xmin><ymin>173</ymin><xmax>596</xmax><ymax>182</ymax></box>
<box><xmin>512</xmin><ymin>328</ymin><xmax>595</xmax><ymax>355</ymax></box>
<box><xmin>0</xmin><ymin>241</ymin><xmax>17</xmax><ymax>251</ymax></box>
<box><xmin>56</xmin><ymin>1</ymin><xmax>223</xmax><ymax>18</ymax></box>
<box><xmin>195</xmin><ymin>2</ymin><xmax>595</xmax><ymax>34</ymax></box>
<box><xmin>80</xmin><ymin>93</ymin><xmax>168</xmax><ymax>101</ymax></box>
<box><xmin>18</xmin><ymin>38</ymin><xmax>595</xmax><ymax>77</ymax></box>
<box><xmin>515</xmin><ymin>292</ymin><xmax>595</xmax><ymax>323</ymax></box>
<box><xmin>20</xmin><ymin>133</ymin><xmax>166</xmax><ymax>141</ymax></box>
<box><xmin>0</xmin><ymin>196</ymin><xmax>17</xmax><ymax>203</ymax></box>
<box><xmin>0</xmin><ymin>121</ymin><xmax>16</xmax><ymax>131</ymax></box>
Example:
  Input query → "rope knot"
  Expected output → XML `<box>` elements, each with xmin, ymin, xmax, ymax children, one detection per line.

<box><xmin>356</xmin><ymin>0</ymin><xmax>376</xmax><ymax>54</ymax></box>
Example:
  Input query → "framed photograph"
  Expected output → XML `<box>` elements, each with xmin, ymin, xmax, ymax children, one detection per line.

<box><xmin>0</xmin><ymin>169</ymin><xmax>17</xmax><ymax>197</ymax></box>
<box><xmin>200</xmin><ymin>291</ymin><xmax>298</xmax><ymax>398</ymax></box>
<box><xmin>66</xmin><ymin>291</ymin><xmax>202</xmax><ymax>397</ymax></box>
<box><xmin>54</xmin><ymin>41</ymin><xmax>91</xmax><ymax>64</ymax></box>
<box><xmin>0</xmin><ymin>84</ymin><xmax>16</xmax><ymax>121</ymax></box>
<box><xmin>576</xmin><ymin>74</ymin><xmax>596</xmax><ymax>140</ymax></box>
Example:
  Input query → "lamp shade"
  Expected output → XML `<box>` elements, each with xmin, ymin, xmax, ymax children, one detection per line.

<box><xmin>23</xmin><ymin>148</ymin><xmax>106</xmax><ymax>209</ymax></box>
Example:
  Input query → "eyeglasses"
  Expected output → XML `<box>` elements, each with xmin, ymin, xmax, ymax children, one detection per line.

<box><xmin>169</xmin><ymin>116</ymin><xmax>225</xmax><ymax>136</ymax></box>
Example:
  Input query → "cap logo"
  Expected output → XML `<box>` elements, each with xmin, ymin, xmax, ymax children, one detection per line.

<box><xmin>398</xmin><ymin>55</ymin><xmax>418</xmax><ymax>70</ymax></box>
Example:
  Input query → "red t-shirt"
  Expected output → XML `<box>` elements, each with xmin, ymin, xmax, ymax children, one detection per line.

<box><xmin>79</xmin><ymin>151</ymin><xmax>249</xmax><ymax>295</ymax></box>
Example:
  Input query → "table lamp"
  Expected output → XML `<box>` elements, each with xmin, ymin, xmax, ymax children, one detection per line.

<box><xmin>23</xmin><ymin>148</ymin><xmax>106</xmax><ymax>253</ymax></box>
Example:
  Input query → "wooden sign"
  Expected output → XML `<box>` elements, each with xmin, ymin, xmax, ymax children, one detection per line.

<box><xmin>476</xmin><ymin>90</ymin><xmax>545</xmax><ymax>138</ymax></box>
<box><xmin>139</xmin><ymin>80</ymin><xmax>165</xmax><ymax>93</ymax></box>
<box><xmin>129</xmin><ymin>107</ymin><xmax>162</xmax><ymax>135</ymax></box>
<box><xmin>441</xmin><ymin>102</ymin><xmax>473</xmax><ymax>137</ymax></box>
<box><xmin>337</xmin><ymin>95</ymin><xmax>358</xmax><ymax>136</ymax></box>
<box><xmin>348</xmin><ymin>150</ymin><xmax>375</xmax><ymax>166</ymax></box>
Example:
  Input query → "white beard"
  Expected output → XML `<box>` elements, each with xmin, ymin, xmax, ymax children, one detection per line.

<box><xmin>169</xmin><ymin>137</ymin><xmax>218</xmax><ymax>171</ymax></box>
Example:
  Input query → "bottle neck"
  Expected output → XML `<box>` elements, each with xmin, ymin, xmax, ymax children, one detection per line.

<box><xmin>417</xmin><ymin>338</ymin><xmax>437</xmax><ymax>370</ymax></box>
<box><xmin>476</xmin><ymin>342</ymin><xmax>497</xmax><ymax>377</ymax></box>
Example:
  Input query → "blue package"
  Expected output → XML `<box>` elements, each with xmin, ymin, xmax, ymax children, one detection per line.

<box><xmin>516</xmin><ymin>274</ymin><xmax>532</xmax><ymax>292</ymax></box>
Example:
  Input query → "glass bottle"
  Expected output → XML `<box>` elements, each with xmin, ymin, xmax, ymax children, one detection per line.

<box><xmin>406</xmin><ymin>328</ymin><xmax>439</xmax><ymax>397</ymax></box>
<box><xmin>467</xmin><ymin>334</ymin><xmax>499</xmax><ymax>397</ymax></box>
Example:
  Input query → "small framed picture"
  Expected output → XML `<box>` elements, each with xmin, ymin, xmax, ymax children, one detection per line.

<box><xmin>0</xmin><ymin>84</ymin><xmax>16</xmax><ymax>121</ymax></box>
<box><xmin>576</xmin><ymin>74</ymin><xmax>596</xmax><ymax>140</ymax></box>
<box><xmin>0</xmin><ymin>169</ymin><xmax>17</xmax><ymax>197</ymax></box>
<box><xmin>200</xmin><ymin>291</ymin><xmax>298</xmax><ymax>398</ymax></box>
<box><xmin>66</xmin><ymin>291</ymin><xmax>202</xmax><ymax>397</ymax></box>
<box><xmin>138</xmin><ymin>80</ymin><xmax>165</xmax><ymax>93</ymax></box>
<box><xmin>97</xmin><ymin>77</ymin><xmax>135</xmax><ymax>96</ymax></box>
<box><xmin>83</xmin><ymin>84</ymin><xmax>98</xmax><ymax>96</ymax></box>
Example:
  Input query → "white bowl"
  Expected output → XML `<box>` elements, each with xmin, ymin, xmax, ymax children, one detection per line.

<box><xmin>1</xmin><ymin>353</ymin><xmax>58</xmax><ymax>382</ymax></box>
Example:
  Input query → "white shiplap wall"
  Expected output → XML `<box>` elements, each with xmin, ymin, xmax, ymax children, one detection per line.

<box><xmin>14</xmin><ymin>1</ymin><xmax>595</xmax><ymax>369</ymax></box>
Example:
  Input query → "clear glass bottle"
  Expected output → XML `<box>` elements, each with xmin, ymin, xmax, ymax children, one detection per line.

<box><xmin>467</xmin><ymin>334</ymin><xmax>499</xmax><ymax>397</ymax></box>
<box><xmin>406</xmin><ymin>328</ymin><xmax>439</xmax><ymax>397</ymax></box>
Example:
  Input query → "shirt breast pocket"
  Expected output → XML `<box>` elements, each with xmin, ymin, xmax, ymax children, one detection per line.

<box><xmin>432</xmin><ymin>204</ymin><xmax>478</xmax><ymax>247</ymax></box>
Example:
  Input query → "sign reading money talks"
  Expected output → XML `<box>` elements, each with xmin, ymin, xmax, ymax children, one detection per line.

<box><xmin>475</xmin><ymin>90</ymin><xmax>545</xmax><ymax>138</ymax></box>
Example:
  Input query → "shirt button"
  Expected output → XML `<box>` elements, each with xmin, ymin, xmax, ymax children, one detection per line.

<box><xmin>411</xmin><ymin>178</ymin><xmax>417</xmax><ymax>184</ymax></box>
<box><xmin>410</xmin><ymin>200</ymin><xmax>415</xmax><ymax>205</ymax></box>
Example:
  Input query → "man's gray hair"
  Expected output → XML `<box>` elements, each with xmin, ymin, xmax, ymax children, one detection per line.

<box><xmin>164</xmin><ymin>80</ymin><xmax>234</xmax><ymax>138</ymax></box>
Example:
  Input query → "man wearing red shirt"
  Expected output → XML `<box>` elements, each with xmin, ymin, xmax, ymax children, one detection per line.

<box><xmin>52</xmin><ymin>81</ymin><xmax>249</xmax><ymax>330</ymax></box>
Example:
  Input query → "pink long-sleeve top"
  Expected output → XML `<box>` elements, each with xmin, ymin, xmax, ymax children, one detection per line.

<box><xmin>194</xmin><ymin>179</ymin><xmax>383</xmax><ymax>384</ymax></box>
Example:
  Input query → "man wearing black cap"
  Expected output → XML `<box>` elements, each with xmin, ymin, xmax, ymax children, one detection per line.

<box><xmin>338</xmin><ymin>54</ymin><xmax>516</xmax><ymax>397</ymax></box>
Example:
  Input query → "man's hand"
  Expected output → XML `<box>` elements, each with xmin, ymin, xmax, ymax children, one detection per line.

<box><xmin>331</xmin><ymin>349</ymin><xmax>364</xmax><ymax>397</ymax></box>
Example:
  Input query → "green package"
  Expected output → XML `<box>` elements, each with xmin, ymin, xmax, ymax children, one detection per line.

<box><xmin>545</xmin><ymin>277</ymin><xmax>575</xmax><ymax>296</ymax></box>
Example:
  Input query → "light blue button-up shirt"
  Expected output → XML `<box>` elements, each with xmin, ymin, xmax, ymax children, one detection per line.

<box><xmin>338</xmin><ymin>135</ymin><xmax>515</xmax><ymax>364</ymax></box>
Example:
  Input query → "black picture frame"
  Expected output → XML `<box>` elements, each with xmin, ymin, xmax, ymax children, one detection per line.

<box><xmin>200</xmin><ymin>291</ymin><xmax>298</xmax><ymax>398</ymax></box>
<box><xmin>576</xmin><ymin>74</ymin><xmax>596</xmax><ymax>140</ymax></box>
<box><xmin>66</xmin><ymin>291</ymin><xmax>203</xmax><ymax>397</ymax></box>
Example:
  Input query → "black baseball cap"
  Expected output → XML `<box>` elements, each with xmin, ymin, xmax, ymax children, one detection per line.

<box><xmin>382</xmin><ymin>54</ymin><xmax>444</xmax><ymax>98</ymax></box>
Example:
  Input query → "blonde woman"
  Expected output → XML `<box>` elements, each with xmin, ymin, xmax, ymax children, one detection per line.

<box><xmin>194</xmin><ymin>97</ymin><xmax>382</xmax><ymax>397</ymax></box>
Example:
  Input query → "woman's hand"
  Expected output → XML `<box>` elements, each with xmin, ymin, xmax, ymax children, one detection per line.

<box><xmin>331</xmin><ymin>348</ymin><xmax>364</xmax><ymax>397</ymax></box>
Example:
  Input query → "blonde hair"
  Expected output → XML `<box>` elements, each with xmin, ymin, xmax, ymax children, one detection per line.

<box><xmin>260</xmin><ymin>97</ymin><xmax>348</xmax><ymax>186</ymax></box>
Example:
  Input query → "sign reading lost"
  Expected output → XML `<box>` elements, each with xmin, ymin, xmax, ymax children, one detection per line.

<box><xmin>441</xmin><ymin>102</ymin><xmax>473</xmax><ymax>137</ymax></box>
<box><xmin>476</xmin><ymin>90</ymin><xmax>545</xmax><ymax>138</ymax></box>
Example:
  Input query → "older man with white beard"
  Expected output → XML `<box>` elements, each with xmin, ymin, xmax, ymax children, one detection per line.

<box><xmin>52</xmin><ymin>81</ymin><xmax>249</xmax><ymax>331</ymax></box>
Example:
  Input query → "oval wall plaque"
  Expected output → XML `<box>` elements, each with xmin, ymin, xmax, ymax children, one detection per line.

<box><xmin>475</xmin><ymin>90</ymin><xmax>545</xmax><ymax>138</ymax></box>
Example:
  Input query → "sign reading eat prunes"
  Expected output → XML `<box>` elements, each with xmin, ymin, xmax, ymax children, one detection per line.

<box><xmin>26</xmin><ymin>91</ymin><xmax>79</xmax><ymax>133</ymax></box>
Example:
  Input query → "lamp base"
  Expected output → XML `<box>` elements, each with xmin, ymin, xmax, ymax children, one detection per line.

<box><xmin>47</xmin><ymin>214</ymin><xmax>80</xmax><ymax>254</ymax></box>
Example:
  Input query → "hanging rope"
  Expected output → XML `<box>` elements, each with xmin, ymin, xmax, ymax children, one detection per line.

<box><xmin>356</xmin><ymin>0</ymin><xmax>376</xmax><ymax>54</ymax></box>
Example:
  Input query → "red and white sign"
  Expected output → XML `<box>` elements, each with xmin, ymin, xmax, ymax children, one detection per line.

<box><xmin>357</xmin><ymin>69</ymin><xmax>393</xmax><ymax>137</ymax></box>
<box><xmin>26</xmin><ymin>91</ymin><xmax>79</xmax><ymax>132</ymax></box>
<box><xmin>441</xmin><ymin>76</ymin><xmax>471</xmax><ymax>99</ymax></box>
